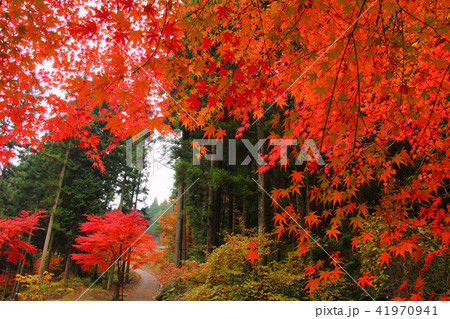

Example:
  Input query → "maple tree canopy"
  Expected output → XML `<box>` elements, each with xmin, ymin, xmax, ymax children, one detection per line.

<box><xmin>1</xmin><ymin>0</ymin><xmax>449</xmax><ymax>299</ymax></box>
<box><xmin>71</xmin><ymin>210</ymin><xmax>157</xmax><ymax>271</ymax></box>
<box><xmin>0</xmin><ymin>210</ymin><xmax>44</xmax><ymax>264</ymax></box>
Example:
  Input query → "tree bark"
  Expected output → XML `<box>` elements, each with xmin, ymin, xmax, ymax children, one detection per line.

<box><xmin>63</xmin><ymin>244</ymin><xmax>72</xmax><ymax>281</ymax></box>
<box><xmin>38</xmin><ymin>144</ymin><xmax>69</xmax><ymax>278</ymax></box>
<box><xmin>44</xmin><ymin>231</ymin><xmax>54</xmax><ymax>271</ymax></box>
<box><xmin>228</xmin><ymin>194</ymin><xmax>234</xmax><ymax>233</ymax></box>
<box><xmin>206</xmin><ymin>184</ymin><xmax>216</xmax><ymax>252</ymax></box>
<box><xmin>242</xmin><ymin>197</ymin><xmax>248</xmax><ymax>236</ymax></box>
<box><xmin>207</xmin><ymin>145</ymin><xmax>219</xmax><ymax>252</ymax></box>
<box><xmin>118</xmin><ymin>176</ymin><xmax>126</xmax><ymax>212</ymax></box>
<box><xmin>92</xmin><ymin>264</ymin><xmax>98</xmax><ymax>282</ymax></box>
<box><xmin>11</xmin><ymin>260</ymin><xmax>24</xmax><ymax>299</ymax></box>
<box><xmin>2</xmin><ymin>264</ymin><xmax>11</xmax><ymax>299</ymax></box>
<box><xmin>113</xmin><ymin>261</ymin><xmax>124</xmax><ymax>300</ymax></box>
<box><xmin>106</xmin><ymin>263</ymin><xmax>114</xmax><ymax>291</ymax></box>
<box><xmin>174</xmin><ymin>183</ymin><xmax>184</xmax><ymax>266</ymax></box>
<box><xmin>133</xmin><ymin>172</ymin><xmax>141</xmax><ymax>210</ymax></box>
<box><xmin>181</xmin><ymin>214</ymin><xmax>187</xmax><ymax>261</ymax></box>
<box><xmin>11</xmin><ymin>230</ymin><xmax>33</xmax><ymax>298</ymax></box>
<box><xmin>124</xmin><ymin>260</ymin><xmax>130</xmax><ymax>283</ymax></box>
<box><xmin>257</xmin><ymin>122</ymin><xmax>267</xmax><ymax>265</ymax></box>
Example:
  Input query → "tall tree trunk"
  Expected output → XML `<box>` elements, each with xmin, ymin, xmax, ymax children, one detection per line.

<box><xmin>305</xmin><ymin>177</ymin><xmax>310</xmax><ymax>216</ymax></box>
<box><xmin>295</xmin><ymin>170</ymin><xmax>306</xmax><ymax>226</ymax></box>
<box><xmin>257</xmin><ymin>122</ymin><xmax>267</xmax><ymax>265</ymax></box>
<box><xmin>174</xmin><ymin>183</ymin><xmax>184</xmax><ymax>266</ymax></box>
<box><xmin>207</xmin><ymin>145</ymin><xmax>218</xmax><ymax>252</ymax></box>
<box><xmin>181</xmin><ymin>214</ymin><xmax>187</xmax><ymax>261</ymax></box>
<box><xmin>63</xmin><ymin>243</ymin><xmax>72</xmax><ymax>281</ymax></box>
<box><xmin>38</xmin><ymin>144</ymin><xmax>70</xmax><ymax>278</ymax></box>
<box><xmin>124</xmin><ymin>260</ymin><xmax>130</xmax><ymax>283</ymax></box>
<box><xmin>113</xmin><ymin>261</ymin><xmax>124</xmax><ymax>300</ymax></box>
<box><xmin>207</xmin><ymin>185</ymin><xmax>216</xmax><ymax>252</ymax></box>
<box><xmin>106</xmin><ymin>263</ymin><xmax>114</xmax><ymax>290</ymax></box>
<box><xmin>118</xmin><ymin>176</ymin><xmax>126</xmax><ymax>212</ymax></box>
<box><xmin>92</xmin><ymin>264</ymin><xmax>98</xmax><ymax>282</ymax></box>
<box><xmin>130</xmin><ymin>181</ymin><xmax>136</xmax><ymax>210</ymax></box>
<box><xmin>216</xmin><ymin>189</ymin><xmax>222</xmax><ymax>241</ymax></box>
<box><xmin>73</xmin><ymin>263</ymin><xmax>80</xmax><ymax>277</ymax></box>
<box><xmin>242</xmin><ymin>197</ymin><xmax>248</xmax><ymax>236</ymax></box>
<box><xmin>133</xmin><ymin>173</ymin><xmax>141</xmax><ymax>209</ymax></box>
<box><xmin>11</xmin><ymin>261</ymin><xmax>24</xmax><ymax>299</ymax></box>
<box><xmin>44</xmin><ymin>231</ymin><xmax>54</xmax><ymax>271</ymax></box>
<box><xmin>0</xmin><ymin>244</ymin><xmax>6</xmax><ymax>269</ymax></box>
<box><xmin>273</xmin><ymin>169</ymin><xmax>281</xmax><ymax>262</ymax></box>
<box><xmin>11</xmin><ymin>230</ymin><xmax>33</xmax><ymax>298</ymax></box>
<box><xmin>228</xmin><ymin>194</ymin><xmax>234</xmax><ymax>233</ymax></box>
<box><xmin>2</xmin><ymin>264</ymin><xmax>11</xmax><ymax>299</ymax></box>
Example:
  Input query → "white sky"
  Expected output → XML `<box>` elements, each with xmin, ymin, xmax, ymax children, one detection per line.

<box><xmin>144</xmin><ymin>164</ymin><xmax>174</xmax><ymax>206</ymax></box>
<box><xmin>140</xmin><ymin>131</ymin><xmax>177</xmax><ymax>207</ymax></box>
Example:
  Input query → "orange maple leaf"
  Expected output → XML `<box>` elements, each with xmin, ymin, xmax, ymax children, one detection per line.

<box><xmin>304</xmin><ymin>212</ymin><xmax>321</xmax><ymax>228</ymax></box>
<box><xmin>410</xmin><ymin>291</ymin><xmax>423</xmax><ymax>301</ymax></box>
<box><xmin>331</xmin><ymin>191</ymin><xmax>343</xmax><ymax>206</ymax></box>
<box><xmin>203</xmin><ymin>124</ymin><xmax>216</xmax><ymax>139</ymax></box>
<box><xmin>378</xmin><ymin>252</ymin><xmax>391</xmax><ymax>268</ymax></box>
<box><xmin>273</xmin><ymin>213</ymin><xmax>286</xmax><ymax>226</ymax></box>
<box><xmin>304</xmin><ymin>265</ymin><xmax>317</xmax><ymax>277</ymax></box>
<box><xmin>391</xmin><ymin>297</ymin><xmax>407</xmax><ymax>301</ymax></box>
<box><xmin>319</xmin><ymin>270</ymin><xmax>333</xmax><ymax>284</ymax></box>
<box><xmin>290</xmin><ymin>170</ymin><xmax>304</xmax><ymax>184</ymax></box>
<box><xmin>247</xmin><ymin>240</ymin><xmax>258</xmax><ymax>249</ymax></box>
<box><xmin>414</xmin><ymin>275</ymin><xmax>426</xmax><ymax>291</ymax></box>
<box><xmin>397</xmin><ymin>280</ymin><xmax>408</xmax><ymax>294</ymax></box>
<box><xmin>326</xmin><ymin>225</ymin><xmax>341</xmax><ymax>242</ymax></box>
<box><xmin>360</xmin><ymin>232</ymin><xmax>374</xmax><ymax>244</ymax></box>
<box><xmin>357</xmin><ymin>271</ymin><xmax>376</xmax><ymax>289</ymax></box>
<box><xmin>304</xmin><ymin>278</ymin><xmax>320</xmax><ymax>296</ymax></box>
<box><xmin>329</xmin><ymin>268</ymin><xmax>344</xmax><ymax>282</ymax></box>
<box><xmin>215</xmin><ymin>127</ymin><xmax>227</xmax><ymax>139</ymax></box>
<box><xmin>246</xmin><ymin>249</ymin><xmax>260</xmax><ymax>265</ymax></box>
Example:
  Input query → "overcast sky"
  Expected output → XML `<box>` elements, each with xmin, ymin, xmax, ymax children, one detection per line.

<box><xmin>141</xmin><ymin>132</ymin><xmax>176</xmax><ymax>207</ymax></box>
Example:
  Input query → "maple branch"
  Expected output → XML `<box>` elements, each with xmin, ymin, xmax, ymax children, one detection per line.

<box><xmin>351</xmin><ymin>34</ymin><xmax>361</xmax><ymax>158</ymax></box>
<box><xmin>320</xmin><ymin>35</ymin><xmax>352</xmax><ymax>151</ymax></box>
<box><xmin>135</xmin><ymin>2</ymin><xmax>168</xmax><ymax>74</ymax></box>
<box><xmin>184</xmin><ymin>0</ymin><xmax>213</xmax><ymax>20</ymax></box>
<box><xmin>253</xmin><ymin>178</ymin><xmax>376</xmax><ymax>301</ymax></box>
<box><xmin>395</xmin><ymin>1</ymin><xmax>443</xmax><ymax>37</ymax></box>
<box><xmin>413</xmin><ymin>62</ymin><xmax>450</xmax><ymax>155</ymax></box>
<box><xmin>254</xmin><ymin>0</ymin><xmax>270</xmax><ymax>69</ymax></box>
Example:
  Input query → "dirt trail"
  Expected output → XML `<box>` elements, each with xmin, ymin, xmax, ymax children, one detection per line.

<box><xmin>124</xmin><ymin>265</ymin><xmax>160</xmax><ymax>301</ymax></box>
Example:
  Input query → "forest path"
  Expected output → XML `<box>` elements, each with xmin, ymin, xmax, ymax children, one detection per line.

<box><xmin>124</xmin><ymin>265</ymin><xmax>160</xmax><ymax>301</ymax></box>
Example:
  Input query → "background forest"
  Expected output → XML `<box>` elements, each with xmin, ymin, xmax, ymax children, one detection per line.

<box><xmin>0</xmin><ymin>0</ymin><xmax>449</xmax><ymax>302</ymax></box>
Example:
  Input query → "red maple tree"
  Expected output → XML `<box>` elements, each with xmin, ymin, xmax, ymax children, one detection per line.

<box><xmin>71</xmin><ymin>210</ymin><xmax>157</xmax><ymax>300</ymax></box>
<box><xmin>1</xmin><ymin>0</ymin><xmax>448</xmax><ymax>300</ymax></box>
<box><xmin>0</xmin><ymin>210</ymin><xmax>45</xmax><ymax>265</ymax></box>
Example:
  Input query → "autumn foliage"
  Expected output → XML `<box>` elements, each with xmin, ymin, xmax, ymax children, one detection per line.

<box><xmin>71</xmin><ymin>209</ymin><xmax>157</xmax><ymax>300</ymax></box>
<box><xmin>0</xmin><ymin>211</ymin><xmax>44</xmax><ymax>265</ymax></box>
<box><xmin>1</xmin><ymin>0</ymin><xmax>449</xmax><ymax>300</ymax></box>
<box><xmin>71</xmin><ymin>210</ymin><xmax>157</xmax><ymax>271</ymax></box>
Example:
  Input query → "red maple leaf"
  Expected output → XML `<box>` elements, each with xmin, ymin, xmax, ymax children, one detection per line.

<box><xmin>378</xmin><ymin>252</ymin><xmax>391</xmax><ymax>268</ymax></box>
<box><xmin>0</xmin><ymin>210</ymin><xmax>45</xmax><ymax>265</ymax></box>
<box><xmin>246</xmin><ymin>249</ymin><xmax>260</xmax><ymax>265</ymax></box>
<box><xmin>188</xmin><ymin>94</ymin><xmax>201</xmax><ymax>111</ymax></box>
<box><xmin>397</xmin><ymin>280</ymin><xmax>408</xmax><ymax>294</ymax></box>
<box><xmin>217</xmin><ymin>6</ymin><xmax>230</xmax><ymax>19</ymax></box>
<box><xmin>247</xmin><ymin>240</ymin><xmax>258</xmax><ymax>249</ymax></box>
<box><xmin>357</xmin><ymin>271</ymin><xmax>376</xmax><ymax>289</ymax></box>
<box><xmin>304</xmin><ymin>278</ymin><xmax>320</xmax><ymax>296</ymax></box>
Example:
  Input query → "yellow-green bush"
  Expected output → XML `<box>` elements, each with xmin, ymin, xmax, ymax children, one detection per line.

<box><xmin>157</xmin><ymin>234</ymin><xmax>307</xmax><ymax>300</ymax></box>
